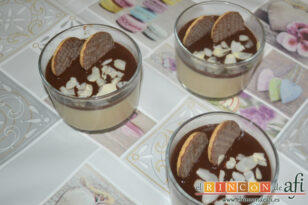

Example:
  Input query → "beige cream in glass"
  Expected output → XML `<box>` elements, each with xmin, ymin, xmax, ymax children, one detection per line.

<box><xmin>39</xmin><ymin>24</ymin><xmax>142</xmax><ymax>132</ymax></box>
<box><xmin>174</xmin><ymin>1</ymin><xmax>265</xmax><ymax>99</ymax></box>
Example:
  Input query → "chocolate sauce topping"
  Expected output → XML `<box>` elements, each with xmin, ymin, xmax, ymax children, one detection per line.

<box><xmin>45</xmin><ymin>42</ymin><xmax>137</xmax><ymax>97</ymax></box>
<box><xmin>178</xmin><ymin>16</ymin><xmax>258</xmax><ymax>63</ymax></box>
<box><xmin>171</xmin><ymin>124</ymin><xmax>271</xmax><ymax>205</ymax></box>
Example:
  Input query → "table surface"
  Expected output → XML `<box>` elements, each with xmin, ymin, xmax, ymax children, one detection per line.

<box><xmin>0</xmin><ymin>0</ymin><xmax>307</xmax><ymax>205</ymax></box>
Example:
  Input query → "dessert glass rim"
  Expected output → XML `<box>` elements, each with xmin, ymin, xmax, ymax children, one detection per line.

<box><xmin>38</xmin><ymin>24</ymin><xmax>142</xmax><ymax>101</ymax></box>
<box><xmin>165</xmin><ymin>111</ymin><xmax>279</xmax><ymax>205</ymax></box>
<box><xmin>174</xmin><ymin>1</ymin><xmax>265</xmax><ymax>75</ymax></box>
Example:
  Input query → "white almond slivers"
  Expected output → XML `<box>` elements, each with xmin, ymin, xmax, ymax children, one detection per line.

<box><xmin>60</xmin><ymin>86</ymin><xmax>75</xmax><ymax>96</ymax></box>
<box><xmin>96</xmin><ymin>89</ymin><xmax>104</xmax><ymax>97</ymax></box>
<box><xmin>213</xmin><ymin>45</ymin><xmax>222</xmax><ymax>50</ymax></box>
<box><xmin>219</xmin><ymin>170</ymin><xmax>225</xmax><ymax>182</ymax></box>
<box><xmin>96</xmin><ymin>83</ymin><xmax>117</xmax><ymax>96</ymax></box>
<box><xmin>66</xmin><ymin>77</ymin><xmax>78</xmax><ymax>89</ymax></box>
<box><xmin>252</xmin><ymin>153</ymin><xmax>265</xmax><ymax>161</ymax></box>
<box><xmin>236</xmin><ymin>156</ymin><xmax>257</xmax><ymax>172</ymax></box>
<box><xmin>204</xmin><ymin>48</ymin><xmax>213</xmax><ymax>57</ymax></box>
<box><xmin>117</xmin><ymin>71</ymin><xmax>124</xmax><ymax>78</ymax></box>
<box><xmin>193</xmin><ymin>51</ymin><xmax>205</xmax><ymax>59</ymax></box>
<box><xmin>77</xmin><ymin>82</ymin><xmax>86</xmax><ymax>90</ymax></box>
<box><xmin>243</xmin><ymin>170</ymin><xmax>256</xmax><ymax>182</ymax></box>
<box><xmin>102</xmin><ymin>66</ymin><xmax>119</xmax><ymax>80</ymax></box>
<box><xmin>102</xmin><ymin>58</ymin><xmax>112</xmax><ymax>65</ymax></box>
<box><xmin>108</xmin><ymin>70</ymin><xmax>118</xmax><ymax>79</ymax></box>
<box><xmin>232</xmin><ymin>171</ymin><xmax>245</xmax><ymax>181</ymax></box>
<box><xmin>245</xmin><ymin>40</ymin><xmax>254</xmax><ymax>49</ymax></box>
<box><xmin>221</xmin><ymin>41</ymin><xmax>229</xmax><ymax>49</ymax></box>
<box><xmin>207</xmin><ymin>57</ymin><xmax>217</xmax><ymax>63</ymax></box>
<box><xmin>196</xmin><ymin>168</ymin><xmax>218</xmax><ymax>182</ymax></box>
<box><xmin>226</xmin><ymin>157</ymin><xmax>236</xmax><ymax>169</ymax></box>
<box><xmin>233</xmin><ymin>52</ymin><xmax>252</xmax><ymax>60</ymax></box>
<box><xmin>213</xmin><ymin>46</ymin><xmax>230</xmax><ymax>57</ymax></box>
<box><xmin>117</xmin><ymin>81</ymin><xmax>128</xmax><ymax>88</ymax></box>
<box><xmin>236</xmin><ymin>154</ymin><xmax>245</xmax><ymax>161</ymax></box>
<box><xmin>255</xmin><ymin>168</ymin><xmax>262</xmax><ymax>180</ymax></box>
<box><xmin>101</xmin><ymin>65</ymin><xmax>113</xmax><ymax>76</ymax></box>
<box><xmin>114</xmin><ymin>59</ymin><xmax>126</xmax><ymax>71</ymax></box>
<box><xmin>96</xmin><ymin>78</ymin><xmax>106</xmax><ymax>87</ymax></box>
<box><xmin>87</xmin><ymin>67</ymin><xmax>100</xmax><ymax>82</ymax></box>
<box><xmin>231</xmin><ymin>41</ymin><xmax>245</xmax><ymax>53</ymax></box>
<box><xmin>77</xmin><ymin>84</ymin><xmax>93</xmax><ymax>98</ymax></box>
<box><xmin>112</xmin><ymin>77</ymin><xmax>121</xmax><ymax>85</ymax></box>
<box><xmin>99</xmin><ymin>62</ymin><xmax>125</xmax><ymax>95</ymax></box>
<box><xmin>239</xmin><ymin>35</ymin><xmax>249</xmax><ymax>41</ymax></box>
<box><xmin>253</xmin><ymin>153</ymin><xmax>267</xmax><ymax>167</ymax></box>
<box><xmin>224</xmin><ymin>54</ymin><xmax>237</xmax><ymax>64</ymax></box>
<box><xmin>217</xmin><ymin>154</ymin><xmax>225</xmax><ymax>166</ymax></box>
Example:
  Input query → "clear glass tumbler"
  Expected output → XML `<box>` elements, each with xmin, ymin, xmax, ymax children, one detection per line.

<box><xmin>165</xmin><ymin>112</ymin><xmax>279</xmax><ymax>205</ymax></box>
<box><xmin>39</xmin><ymin>24</ymin><xmax>142</xmax><ymax>132</ymax></box>
<box><xmin>174</xmin><ymin>1</ymin><xmax>265</xmax><ymax>99</ymax></box>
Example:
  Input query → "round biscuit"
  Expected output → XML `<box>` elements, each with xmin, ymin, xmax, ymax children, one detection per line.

<box><xmin>183</xmin><ymin>15</ymin><xmax>215</xmax><ymax>47</ymax></box>
<box><xmin>211</xmin><ymin>11</ymin><xmax>245</xmax><ymax>43</ymax></box>
<box><xmin>51</xmin><ymin>37</ymin><xmax>83</xmax><ymax>76</ymax></box>
<box><xmin>176</xmin><ymin>131</ymin><xmax>208</xmax><ymax>179</ymax></box>
<box><xmin>208</xmin><ymin>120</ymin><xmax>241</xmax><ymax>165</ymax></box>
<box><xmin>80</xmin><ymin>32</ymin><xmax>114</xmax><ymax>71</ymax></box>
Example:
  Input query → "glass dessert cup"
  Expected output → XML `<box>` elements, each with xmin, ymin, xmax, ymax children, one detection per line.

<box><xmin>39</xmin><ymin>24</ymin><xmax>142</xmax><ymax>132</ymax></box>
<box><xmin>165</xmin><ymin>112</ymin><xmax>279</xmax><ymax>205</ymax></box>
<box><xmin>174</xmin><ymin>1</ymin><xmax>265</xmax><ymax>99</ymax></box>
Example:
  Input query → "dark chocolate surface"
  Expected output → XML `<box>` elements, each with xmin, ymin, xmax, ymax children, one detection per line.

<box><xmin>45</xmin><ymin>42</ymin><xmax>137</xmax><ymax>97</ymax></box>
<box><xmin>170</xmin><ymin>124</ymin><xmax>271</xmax><ymax>205</ymax></box>
<box><xmin>178</xmin><ymin>16</ymin><xmax>258</xmax><ymax>63</ymax></box>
